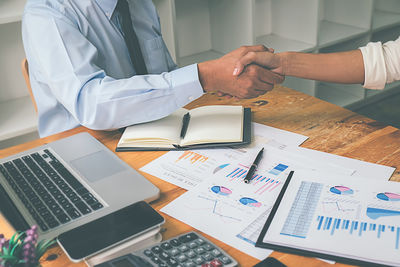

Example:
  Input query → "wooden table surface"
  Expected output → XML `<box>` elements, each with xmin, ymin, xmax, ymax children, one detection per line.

<box><xmin>1</xmin><ymin>85</ymin><xmax>400</xmax><ymax>267</ymax></box>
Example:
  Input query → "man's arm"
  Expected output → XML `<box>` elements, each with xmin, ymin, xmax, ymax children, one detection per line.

<box><xmin>23</xmin><ymin>11</ymin><xmax>204</xmax><ymax>131</ymax></box>
<box><xmin>23</xmin><ymin>11</ymin><xmax>283</xmax><ymax>132</ymax></box>
<box><xmin>23</xmin><ymin>16</ymin><xmax>281</xmax><ymax>131</ymax></box>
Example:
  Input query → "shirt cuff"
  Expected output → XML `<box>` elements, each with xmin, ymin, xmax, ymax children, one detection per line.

<box><xmin>169</xmin><ymin>63</ymin><xmax>204</xmax><ymax>107</ymax></box>
<box><xmin>359</xmin><ymin>42</ymin><xmax>387</xmax><ymax>90</ymax></box>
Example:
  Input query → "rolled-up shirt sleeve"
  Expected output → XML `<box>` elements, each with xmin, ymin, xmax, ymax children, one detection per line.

<box><xmin>359</xmin><ymin>37</ymin><xmax>400</xmax><ymax>90</ymax></box>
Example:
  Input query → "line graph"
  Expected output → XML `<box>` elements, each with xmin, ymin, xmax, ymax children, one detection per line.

<box><xmin>321</xmin><ymin>196</ymin><xmax>361</xmax><ymax>218</ymax></box>
<box><xmin>197</xmin><ymin>195</ymin><xmax>242</xmax><ymax>222</ymax></box>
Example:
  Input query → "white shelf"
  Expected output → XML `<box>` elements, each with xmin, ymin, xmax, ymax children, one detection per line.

<box><xmin>317</xmin><ymin>83</ymin><xmax>364</xmax><ymax>107</ymax></box>
<box><xmin>256</xmin><ymin>34</ymin><xmax>315</xmax><ymax>53</ymax></box>
<box><xmin>318</xmin><ymin>20</ymin><xmax>369</xmax><ymax>48</ymax></box>
<box><xmin>178</xmin><ymin>50</ymin><xmax>223</xmax><ymax>67</ymax></box>
<box><xmin>283</xmin><ymin>77</ymin><xmax>316</xmax><ymax>96</ymax></box>
<box><xmin>0</xmin><ymin>96</ymin><xmax>37</xmax><ymax>142</ymax></box>
<box><xmin>384</xmin><ymin>80</ymin><xmax>400</xmax><ymax>91</ymax></box>
<box><xmin>365</xmin><ymin>89</ymin><xmax>380</xmax><ymax>98</ymax></box>
<box><xmin>0</xmin><ymin>0</ymin><xmax>25</xmax><ymax>24</ymax></box>
<box><xmin>372</xmin><ymin>10</ymin><xmax>400</xmax><ymax>31</ymax></box>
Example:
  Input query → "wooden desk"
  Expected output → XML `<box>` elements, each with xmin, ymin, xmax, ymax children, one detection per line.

<box><xmin>1</xmin><ymin>86</ymin><xmax>400</xmax><ymax>267</ymax></box>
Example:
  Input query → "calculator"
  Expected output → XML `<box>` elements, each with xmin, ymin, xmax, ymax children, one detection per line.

<box><xmin>94</xmin><ymin>231</ymin><xmax>238</xmax><ymax>267</ymax></box>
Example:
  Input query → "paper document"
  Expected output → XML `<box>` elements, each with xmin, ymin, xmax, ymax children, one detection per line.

<box><xmin>282</xmin><ymin>146</ymin><xmax>395</xmax><ymax>180</ymax></box>
<box><xmin>140</xmin><ymin>123</ymin><xmax>308</xmax><ymax>189</ymax></box>
<box><xmin>161</xmin><ymin>147</ymin><xmax>354</xmax><ymax>260</ymax></box>
<box><xmin>261</xmin><ymin>170</ymin><xmax>400</xmax><ymax>266</ymax></box>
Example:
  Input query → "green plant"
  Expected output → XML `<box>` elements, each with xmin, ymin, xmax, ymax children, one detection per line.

<box><xmin>0</xmin><ymin>225</ymin><xmax>56</xmax><ymax>267</ymax></box>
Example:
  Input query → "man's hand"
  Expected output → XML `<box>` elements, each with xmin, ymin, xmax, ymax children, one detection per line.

<box><xmin>198</xmin><ymin>45</ymin><xmax>284</xmax><ymax>99</ymax></box>
<box><xmin>232</xmin><ymin>50</ymin><xmax>285</xmax><ymax>77</ymax></box>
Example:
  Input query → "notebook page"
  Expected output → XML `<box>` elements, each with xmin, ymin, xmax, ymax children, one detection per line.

<box><xmin>118</xmin><ymin>108</ymin><xmax>187</xmax><ymax>148</ymax></box>
<box><xmin>180</xmin><ymin>105</ymin><xmax>243</xmax><ymax>146</ymax></box>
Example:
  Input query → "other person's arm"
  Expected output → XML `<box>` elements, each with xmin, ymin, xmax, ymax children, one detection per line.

<box><xmin>233</xmin><ymin>37</ymin><xmax>400</xmax><ymax>90</ymax></box>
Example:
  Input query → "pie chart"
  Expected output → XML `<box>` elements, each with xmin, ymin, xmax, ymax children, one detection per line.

<box><xmin>239</xmin><ymin>197</ymin><xmax>262</xmax><ymax>207</ymax></box>
<box><xmin>213</xmin><ymin>163</ymin><xmax>230</xmax><ymax>174</ymax></box>
<box><xmin>330</xmin><ymin>186</ymin><xmax>354</xmax><ymax>195</ymax></box>
<box><xmin>377</xmin><ymin>192</ymin><xmax>400</xmax><ymax>201</ymax></box>
<box><xmin>211</xmin><ymin>186</ymin><xmax>232</xmax><ymax>196</ymax></box>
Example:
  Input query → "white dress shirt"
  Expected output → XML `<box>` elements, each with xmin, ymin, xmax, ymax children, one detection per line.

<box><xmin>360</xmin><ymin>36</ymin><xmax>400</xmax><ymax>89</ymax></box>
<box><xmin>22</xmin><ymin>0</ymin><xmax>204</xmax><ymax>137</ymax></box>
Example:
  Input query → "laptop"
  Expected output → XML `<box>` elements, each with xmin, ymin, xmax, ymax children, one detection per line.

<box><xmin>0</xmin><ymin>132</ymin><xmax>160</xmax><ymax>240</ymax></box>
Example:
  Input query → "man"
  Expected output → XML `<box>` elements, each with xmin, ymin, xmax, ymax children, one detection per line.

<box><xmin>22</xmin><ymin>0</ymin><xmax>284</xmax><ymax>137</ymax></box>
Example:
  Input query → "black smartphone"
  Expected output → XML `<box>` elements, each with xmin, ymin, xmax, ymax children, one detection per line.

<box><xmin>57</xmin><ymin>201</ymin><xmax>164</xmax><ymax>262</ymax></box>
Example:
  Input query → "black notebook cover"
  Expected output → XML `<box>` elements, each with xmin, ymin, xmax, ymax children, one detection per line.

<box><xmin>116</xmin><ymin>108</ymin><xmax>252</xmax><ymax>152</ymax></box>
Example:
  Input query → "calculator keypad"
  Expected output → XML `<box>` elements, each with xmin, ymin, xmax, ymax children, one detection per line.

<box><xmin>134</xmin><ymin>231</ymin><xmax>237</xmax><ymax>267</ymax></box>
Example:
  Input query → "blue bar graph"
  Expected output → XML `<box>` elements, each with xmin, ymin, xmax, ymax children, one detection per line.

<box><xmin>316</xmin><ymin>216</ymin><xmax>400</xmax><ymax>249</ymax></box>
<box><xmin>269</xmin><ymin>164</ymin><xmax>289</xmax><ymax>175</ymax></box>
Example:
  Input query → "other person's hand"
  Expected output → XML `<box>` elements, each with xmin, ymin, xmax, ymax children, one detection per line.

<box><xmin>198</xmin><ymin>45</ymin><xmax>284</xmax><ymax>99</ymax></box>
<box><xmin>232</xmin><ymin>50</ymin><xmax>284</xmax><ymax>77</ymax></box>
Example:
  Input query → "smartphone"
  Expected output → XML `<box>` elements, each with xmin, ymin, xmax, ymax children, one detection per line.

<box><xmin>57</xmin><ymin>201</ymin><xmax>164</xmax><ymax>262</ymax></box>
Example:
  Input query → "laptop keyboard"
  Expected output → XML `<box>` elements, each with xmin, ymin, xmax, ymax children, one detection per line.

<box><xmin>0</xmin><ymin>149</ymin><xmax>104</xmax><ymax>232</ymax></box>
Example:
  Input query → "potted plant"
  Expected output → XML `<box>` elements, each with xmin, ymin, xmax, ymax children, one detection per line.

<box><xmin>0</xmin><ymin>225</ymin><xmax>55</xmax><ymax>267</ymax></box>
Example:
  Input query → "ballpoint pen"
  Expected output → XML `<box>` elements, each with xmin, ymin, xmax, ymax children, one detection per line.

<box><xmin>244</xmin><ymin>147</ymin><xmax>264</xmax><ymax>184</ymax></box>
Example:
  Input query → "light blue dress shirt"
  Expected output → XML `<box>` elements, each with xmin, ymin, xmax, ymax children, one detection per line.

<box><xmin>22</xmin><ymin>0</ymin><xmax>204</xmax><ymax>137</ymax></box>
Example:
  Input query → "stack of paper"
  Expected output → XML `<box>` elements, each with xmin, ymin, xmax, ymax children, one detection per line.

<box><xmin>140</xmin><ymin>122</ymin><xmax>395</xmax><ymax>260</ymax></box>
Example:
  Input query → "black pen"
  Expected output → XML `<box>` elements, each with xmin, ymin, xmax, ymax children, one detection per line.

<box><xmin>244</xmin><ymin>147</ymin><xmax>264</xmax><ymax>184</ymax></box>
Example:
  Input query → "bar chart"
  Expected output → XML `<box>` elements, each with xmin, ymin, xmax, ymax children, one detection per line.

<box><xmin>269</xmin><ymin>164</ymin><xmax>289</xmax><ymax>175</ymax></box>
<box><xmin>176</xmin><ymin>150</ymin><xmax>208</xmax><ymax>164</ymax></box>
<box><xmin>226</xmin><ymin>168</ymin><xmax>282</xmax><ymax>195</ymax></box>
<box><xmin>316</xmin><ymin>216</ymin><xmax>400</xmax><ymax>250</ymax></box>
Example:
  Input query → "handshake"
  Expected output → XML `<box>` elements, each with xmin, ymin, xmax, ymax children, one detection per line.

<box><xmin>198</xmin><ymin>45</ymin><xmax>284</xmax><ymax>99</ymax></box>
<box><xmin>199</xmin><ymin>42</ymin><xmax>370</xmax><ymax>98</ymax></box>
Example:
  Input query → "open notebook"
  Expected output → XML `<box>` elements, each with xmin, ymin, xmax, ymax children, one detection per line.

<box><xmin>116</xmin><ymin>105</ymin><xmax>251</xmax><ymax>151</ymax></box>
<box><xmin>257</xmin><ymin>170</ymin><xmax>400</xmax><ymax>267</ymax></box>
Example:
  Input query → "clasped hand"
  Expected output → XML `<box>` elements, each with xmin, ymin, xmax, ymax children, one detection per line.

<box><xmin>198</xmin><ymin>45</ymin><xmax>284</xmax><ymax>99</ymax></box>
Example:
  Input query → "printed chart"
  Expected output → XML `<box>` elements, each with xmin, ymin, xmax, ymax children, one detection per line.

<box><xmin>140</xmin><ymin>150</ymin><xmax>218</xmax><ymax>189</ymax></box>
<box><xmin>377</xmin><ymin>192</ymin><xmax>400</xmax><ymax>202</ymax></box>
<box><xmin>316</xmin><ymin>216</ymin><xmax>400</xmax><ymax>249</ymax></box>
<box><xmin>280</xmin><ymin>181</ymin><xmax>323</xmax><ymax>238</ymax></box>
<box><xmin>321</xmin><ymin>197</ymin><xmax>361</xmax><ymax>218</ymax></box>
<box><xmin>330</xmin><ymin>185</ymin><xmax>354</xmax><ymax>195</ymax></box>
<box><xmin>176</xmin><ymin>151</ymin><xmax>209</xmax><ymax>164</ymax></box>
<box><xmin>366</xmin><ymin>207</ymin><xmax>400</xmax><ymax>219</ymax></box>
<box><xmin>189</xmin><ymin>182</ymin><xmax>266</xmax><ymax>224</ymax></box>
<box><xmin>260</xmin><ymin>172</ymin><xmax>400</xmax><ymax>266</ymax></box>
<box><xmin>197</xmin><ymin>195</ymin><xmax>243</xmax><ymax>223</ymax></box>
<box><xmin>239</xmin><ymin>197</ymin><xmax>262</xmax><ymax>207</ymax></box>
<box><xmin>213</xmin><ymin>163</ymin><xmax>230</xmax><ymax>174</ymax></box>
<box><xmin>225</xmin><ymin>163</ymin><xmax>286</xmax><ymax>196</ymax></box>
<box><xmin>211</xmin><ymin>186</ymin><xmax>232</xmax><ymax>196</ymax></box>
<box><xmin>237</xmin><ymin>207</ymin><xmax>272</xmax><ymax>245</ymax></box>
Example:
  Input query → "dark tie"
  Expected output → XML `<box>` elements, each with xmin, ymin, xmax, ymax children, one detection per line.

<box><xmin>115</xmin><ymin>0</ymin><xmax>148</xmax><ymax>75</ymax></box>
